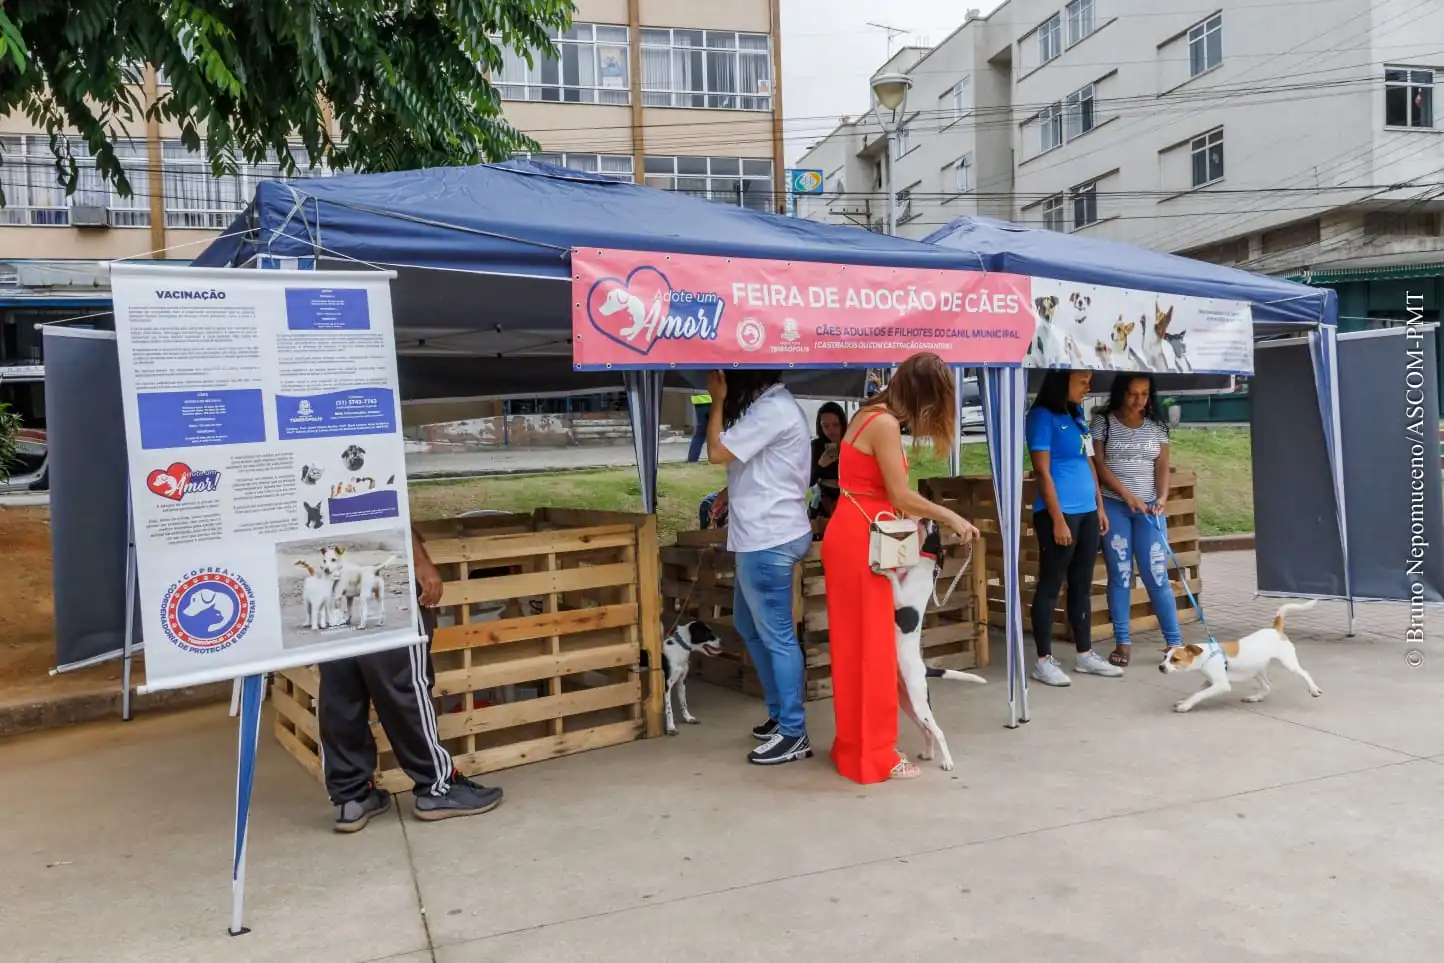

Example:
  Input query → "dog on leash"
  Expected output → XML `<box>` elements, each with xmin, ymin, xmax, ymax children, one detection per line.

<box><xmin>1159</xmin><ymin>600</ymin><xmax>1323</xmax><ymax>712</ymax></box>
<box><xmin>639</xmin><ymin>620</ymin><xmax>722</xmax><ymax>736</ymax></box>
<box><xmin>881</xmin><ymin>521</ymin><xmax>986</xmax><ymax>770</ymax></box>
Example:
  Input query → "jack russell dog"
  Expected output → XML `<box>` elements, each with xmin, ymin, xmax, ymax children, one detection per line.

<box><xmin>638</xmin><ymin>620</ymin><xmax>722</xmax><ymax>735</ymax></box>
<box><xmin>882</xmin><ymin>521</ymin><xmax>986</xmax><ymax>770</ymax></box>
<box><xmin>320</xmin><ymin>547</ymin><xmax>398</xmax><ymax>629</ymax></box>
<box><xmin>294</xmin><ymin>559</ymin><xmax>339</xmax><ymax>630</ymax></box>
<box><xmin>1159</xmin><ymin>600</ymin><xmax>1322</xmax><ymax>712</ymax></box>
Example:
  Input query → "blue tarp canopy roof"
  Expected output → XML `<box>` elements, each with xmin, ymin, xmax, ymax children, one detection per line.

<box><xmin>193</xmin><ymin>159</ymin><xmax>968</xmax><ymax>277</ymax></box>
<box><xmin>191</xmin><ymin>160</ymin><xmax>977</xmax><ymax>397</ymax></box>
<box><xmin>924</xmin><ymin>216</ymin><xmax>1335</xmax><ymax>335</ymax></box>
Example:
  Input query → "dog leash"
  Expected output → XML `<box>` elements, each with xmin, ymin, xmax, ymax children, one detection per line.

<box><xmin>1146</xmin><ymin>512</ymin><xmax>1224</xmax><ymax>665</ymax></box>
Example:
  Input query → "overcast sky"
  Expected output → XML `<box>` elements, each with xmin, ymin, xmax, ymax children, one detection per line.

<box><xmin>780</xmin><ymin>0</ymin><xmax>1004</xmax><ymax>165</ymax></box>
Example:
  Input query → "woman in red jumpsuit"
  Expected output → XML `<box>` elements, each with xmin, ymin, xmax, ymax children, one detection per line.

<box><xmin>822</xmin><ymin>353</ymin><xmax>980</xmax><ymax>783</ymax></box>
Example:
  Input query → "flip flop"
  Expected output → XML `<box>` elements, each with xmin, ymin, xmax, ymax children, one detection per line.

<box><xmin>1108</xmin><ymin>645</ymin><xmax>1131</xmax><ymax>667</ymax></box>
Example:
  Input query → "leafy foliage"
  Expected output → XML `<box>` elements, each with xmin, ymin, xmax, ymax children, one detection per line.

<box><xmin>0</xmin><ymin>1</ymin><xmax>575</xmax><ymax>204</ymax></box>
<box><xmin>0</xmin><ymin>402</ymin><xmax>20</xmax><ymax>482</ymax></box>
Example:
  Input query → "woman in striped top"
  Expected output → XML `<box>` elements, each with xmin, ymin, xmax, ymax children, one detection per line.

<box><xmin>1089</xmin><ymin>374</ymin><xmax>1183</xmax><ymax>668</ymax></box>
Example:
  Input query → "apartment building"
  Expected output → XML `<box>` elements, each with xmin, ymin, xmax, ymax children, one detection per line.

<box><xmin>0</xmin><ymin>0</ymin><xmax>785</xmax><ymax>429</ymax></box>
<box><xmin>797</xmin><ymin>0</ymin><xmax>1444</xmax><ymax>343</ymax></box>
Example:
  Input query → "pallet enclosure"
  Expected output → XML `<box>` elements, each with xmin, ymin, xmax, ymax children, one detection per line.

<box><xmin>918</xmin><ymin>471</ymin><xmax>1200</xmax><ymax>643</ymax></box>
<box><xmin>660</xmin><ymin>526</ymin><xmax>989</xmax><ymax>701</ymax></box>
<box><xmin>273</xmin><ymin>508</ymin><xmax>662</xmax><ymax>793</ymax></box>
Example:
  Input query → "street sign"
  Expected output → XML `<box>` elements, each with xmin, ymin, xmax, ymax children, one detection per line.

<box><xmin>788</xmin><ymin>169</ymin><xmax>825</xmax><ymax>194</ymax></box>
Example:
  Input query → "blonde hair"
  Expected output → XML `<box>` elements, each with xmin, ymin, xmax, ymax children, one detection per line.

<box><xmin>868</xmin><ymin>353</ymin><xmax>956</xmax><ymax>454</ymax></box>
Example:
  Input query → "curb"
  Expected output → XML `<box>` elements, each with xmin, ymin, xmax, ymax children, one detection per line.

<box><xmin>1200</xmin><ymin>533</ymin><xmax>1255</xmax><ymax>553</ymax></box>
<box><xmin>0</xmin><ymin>681</ymin><xmax>232</xmax><ymax>740</ymax></box>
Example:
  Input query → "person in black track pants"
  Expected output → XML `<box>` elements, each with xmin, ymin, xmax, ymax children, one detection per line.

<box><xmin>318</xmin><ymin>526</ymin><xmax>503</xmax><ymax>832</ymax></box>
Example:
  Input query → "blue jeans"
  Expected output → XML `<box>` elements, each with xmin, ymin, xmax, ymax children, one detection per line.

<box><xmin>1101</xmin><ymin>499</ymin><xmax>1183</xmax><ymax>647</ymax></box>
<box><xmin>687</xmin><ymin>404</ymin><xmax>710</xmax><ymax>463</ymax></box>
<box><xmin>733</xmin><ymin>531</ymin><xmax>812</xmax><ymax>737</ymax></box>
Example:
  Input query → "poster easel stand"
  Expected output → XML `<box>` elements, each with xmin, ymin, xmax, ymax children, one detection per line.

<box><xmin>120</xmin><ymin>486</ymin><xmax>138</xmax><ymax>721</ymax></box>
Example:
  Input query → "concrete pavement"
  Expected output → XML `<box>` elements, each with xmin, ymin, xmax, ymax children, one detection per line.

<box><xmin>1</xmin><ymin>550</ymin><xmax>1439</xmax><ymax>962</ymax></box>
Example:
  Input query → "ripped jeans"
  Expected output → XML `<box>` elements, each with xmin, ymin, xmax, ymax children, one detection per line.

<box><xmin>1101</xmin><ymin>498</ymin><xmax>1183</xmax><ymax>647</ymax></box>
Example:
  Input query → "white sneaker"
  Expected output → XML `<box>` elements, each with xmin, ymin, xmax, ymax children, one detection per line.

<box><xmin>1075</xmin><ymin>650</ymin><xmax>1124</xmax><ymax>677</ymax></box>
<box><xmin>1031</xmin><ymin>656</ymin><xmax>1071</xmax><ymax>687</ymax></box>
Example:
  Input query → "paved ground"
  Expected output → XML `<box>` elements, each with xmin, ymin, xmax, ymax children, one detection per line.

<box><xmin>1</xmin><ymin>550</ymin><xmax>1440</xmax><ymax>962</ymax></box>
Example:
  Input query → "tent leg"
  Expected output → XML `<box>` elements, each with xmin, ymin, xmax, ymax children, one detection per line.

<box><xmin>120</xmin><ymin>492</ymin><xmax>137</xmax><ymax>722</ymax></box>
<box><xmin>1346</xmin><ymin>598</ymin><xmax>1356</xmax><ymax>637</ymax></box>
<box><xmin>229</xmin><ymin>673</ymin><xmax>264</xmax><ymax>936</ymax></box>
<box><xmin>623</xmin><ymin>371</ymin><xmax>663</xmax><ymax>513</ymax></box>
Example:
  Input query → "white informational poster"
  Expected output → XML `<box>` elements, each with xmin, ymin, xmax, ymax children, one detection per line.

<box><xmin>110</xmin><ymin>264</ymin><xmax>424</xmax><ymax>692</ymax></box>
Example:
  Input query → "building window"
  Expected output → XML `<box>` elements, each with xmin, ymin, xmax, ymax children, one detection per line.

<box><xmin>1385</xmin><ymin>68</ymin><xmax>1435</xmax><ymax>128</ymax></box>
<box><xmin>163</xmin><ymin>141</ymin><xmax>244</xmax><ymax>229</ymax></box>
<box><xmin>1038</xmin><ymin>14</ymin><xmax>1063</xmax><ymax>65</ymax></box>
<box><xmin>522</xmin><ymin>152</ymin><xmax>634</xmax><ymax>180</ymax></box>
<box><xmin>1190</xmin><ymin>129</ymin><xmax>1224</xmax><ymax>186</ymax></box>
<box><xmin>948</xmin><ymin>79</ymin><xmax>971</xmax><ymax>120</ymax></box>
<box><xmin>1064</xmin><ymin>83</ymin><xmax>1096</xmax><ymax>139</ymax></box>
<box><xmin>895</xmin><ymin>186</ymin><xmax>917</xmax><ymax>223</ymax></box>
<box><xmin>0</xmin><ymin>135</ymin><xmax>155</xmax><ymax>227</ymax></box>
<box><xmin>1065</xmin><ymin>0</ymin><xmax>1096</xmax><ymax>47</ymax></box>
<box><xmin>1072</xmin><ymin>181</ymin><xmax>1097</xmax><ymax>228</ymax></box>
<box><xmin>163</xmin><ymin>142</ymin><xmax>328</xmax><ymax>230</ymax></box>
<box><xmin>1188</xmin><ymin>14</ymin><xmax>1222</xmax><ymax>77</ymax></box>
<box><xmin>1042</xmin><ymin>194</ymin><xmax>1065</xmax><ymax>231</ymax></box>
<box><xmin>1039</xmin><ymin>104</ymin><xmax>1064</xmax><ymax>153</ymax></box>
<box><xmin>640</xmin><ymin>29</ymin><xmax>772</xmax><ymax>110</ymax></box>
<box><xmin>106</xmin><ymin>140</ymin><xmax>152</xmax><ymax>227</ymax></box>
<box><xmin>644</xmin><ymin>156</ymin><xmax>773</xmax><ymax>210</ymax></box>
<box><xmin>497</xmin><ymin>24</ymin><xmax>630</xmax><ymax>105</ymax></box>
<box><xmin>954</xmin><ymin>154</ymin><xmax>973</xmax><ymax>193</ymax></box>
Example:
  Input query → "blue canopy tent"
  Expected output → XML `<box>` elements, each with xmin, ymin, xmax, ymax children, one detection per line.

<box><xmin>190</xmin><ymin>162</ymin><xmax>1023</xmax><ymax>930</ymax></box>
<box><xmin>924</xmin><ymin>217</ymin><xmax>1349</xmax><ymax>727</ymax></box>
<box><xmin>192</xmin><ymin>159</ymin><xmax>980</xmax><ymax>501</ymax></box>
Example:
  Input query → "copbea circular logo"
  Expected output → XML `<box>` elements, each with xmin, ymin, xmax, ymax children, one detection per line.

<box><xmin>161</xmin><ymin>570</ymin><xmax>255</xmax><ymax>654</ymax></box>
<box><xmin>736</xmin><ymin>317</ymin><xmax>766</xmax><ymax>352</ymax></box>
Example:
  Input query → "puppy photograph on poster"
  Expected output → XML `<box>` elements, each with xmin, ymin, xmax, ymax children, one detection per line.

<box><xmin>275</xmin><ymin>527</ymin><xmax>413</xmax><ymax>650</ymax></box>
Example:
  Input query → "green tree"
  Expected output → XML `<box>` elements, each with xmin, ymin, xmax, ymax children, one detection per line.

<box><xmin>0</xmin><ymin>402</ymin><xmax>19</xmax><ymax>483</ymax></box>
<box><xmin>0</xmin><ymin>1</ymin><xmax>575</xmax><ymax>204</ymax></box>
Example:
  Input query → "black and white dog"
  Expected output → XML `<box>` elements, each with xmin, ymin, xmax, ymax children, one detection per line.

<box><xmin>881</xmin><ymin>521</ymin><xmax>986</xmax><ymax>771</ymax></box>
<box><xmin>639</xmin><ymin>620</ymin><xmax>722</xmax><ymax>735</ymax></box>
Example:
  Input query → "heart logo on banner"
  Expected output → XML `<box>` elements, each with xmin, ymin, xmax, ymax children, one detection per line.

<box><xmin>147</xmin><ymin>462</ymin><xmax>192</xmax><ymax>501</ymax></box>
<box><xmin>586</xmin><ymin>266</ymin><xmax>673</xmax><ymax>356</ymax></box>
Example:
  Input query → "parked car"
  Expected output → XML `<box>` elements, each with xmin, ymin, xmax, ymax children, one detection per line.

<box><xmin>0</xmin><ymin>364</ymin><xmax>47</xmax><ymax>492</ymax></box>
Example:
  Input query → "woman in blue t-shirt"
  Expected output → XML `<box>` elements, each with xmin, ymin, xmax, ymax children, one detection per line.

<box><xmin>1024</xmin><ymin>370</ymin><xmax>1121</xmax><ymax>687</ymax></box>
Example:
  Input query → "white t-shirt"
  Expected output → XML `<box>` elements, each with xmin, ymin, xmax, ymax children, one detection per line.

<box><xmin>1089</xmin><ymin>412</ymin><xmax>1170</xmax><ymax>503</ymax></box>
<box><xmin>720</xmin><ymin>384</ymin><xmax>812</xmax><ymax>553</ymax></box>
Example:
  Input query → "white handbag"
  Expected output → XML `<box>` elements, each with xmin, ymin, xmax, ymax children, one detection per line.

<box><xmin>843</xmin><ymin>490</ymin><xmax>920</xmax><ymax>573</ymax></box>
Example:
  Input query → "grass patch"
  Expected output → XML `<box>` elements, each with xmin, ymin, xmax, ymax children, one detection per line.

<box><xmin>409</xmin><ymin>426</ymin><xmax>1255</xmax><ymax>541</ymax></box>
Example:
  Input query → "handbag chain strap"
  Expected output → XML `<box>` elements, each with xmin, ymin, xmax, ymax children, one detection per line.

<box><xmin>931</xmin><ymin>542</ymin><xmax>973</xmax><ymax>608</ymax></box>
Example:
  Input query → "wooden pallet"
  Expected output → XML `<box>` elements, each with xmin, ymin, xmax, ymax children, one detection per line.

<box><xmin>918</xmin><ymin>471</ymin><xmax>1201</xmax><ymax>643</ymax></box>
<box><xmin>273</xmin><ymin>508</ymin><xmax>662</xmax><ymax>793</ymax></box>
<box><xmin>661</xmin><ymin>526</ymin><xmax>989</xmax><ymax>701</ymax></box>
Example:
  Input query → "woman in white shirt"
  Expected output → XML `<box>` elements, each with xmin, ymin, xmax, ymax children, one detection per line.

<box><xmin>706</xmin><ymin>369</ymin><xmax>815</xmax><ymax>766</ymax></box>
<box><xmin>1088</xmin><ymin>374</ymin><xmax>1183</xmax><ymax>668</ymax></box>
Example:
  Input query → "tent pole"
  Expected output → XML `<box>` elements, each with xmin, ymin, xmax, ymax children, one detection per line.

<box><xmin>120</xmin><ymin>486</ymin><xmax>137</xmax><ymax>721</ymax></box>
<box><xmin>229</xmin><ymin>673</ymin><xmax>264</xmax><ymax>936</ymax></box>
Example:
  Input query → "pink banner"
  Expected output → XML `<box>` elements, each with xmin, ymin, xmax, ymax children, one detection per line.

<box><xmin>572</xmin><ymin>248</ymin><xmax>1034</xmax><ymax>368</ymax></box>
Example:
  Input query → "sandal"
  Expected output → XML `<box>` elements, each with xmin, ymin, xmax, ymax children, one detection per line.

<box><xmin>1108</xmin><ymin>645</ymin><xmax>1131</xmax><ymax>667</ymax></box>
<box><xmin>890</xmin><ymin>756</ymin><xmax>922</xmax><ymax>780</ymax></box>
